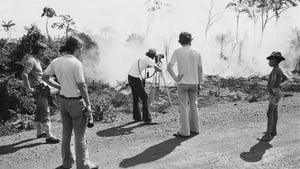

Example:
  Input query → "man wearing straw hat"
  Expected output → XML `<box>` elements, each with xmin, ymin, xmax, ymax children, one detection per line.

<box><xmin>259</xmin><ymin>51</ymin><xmax>288</xmax><ymax>141</ymax></box>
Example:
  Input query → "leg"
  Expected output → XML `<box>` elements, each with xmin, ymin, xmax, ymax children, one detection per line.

<box><xmin>130</xmin><ymin>76</ymin><xmax>151</xmax><ymax>122</ymax></box>
<box><xmin>178</xmin><ymin>85</ymin><xmax>190</xmax><ymax>136</ymax></box>
<box><xmin>128</xmin><ymin>76</ymin><xmax>141</xmax><ymax>121</ymax></box>
<box><xmin>60</xmin><ymin>100</ymin><xmax>75</xmax><ymax>168</ymax></box>
<box><xmin>35</xmin><ymin>122</ymin><xmax>44</xmax><ymax>136</ymax></box>
<box><xmin>137</xmin><ymin>82</ymin><xmax>151</xmax><ymax>122</ymax></box>
<box><xmin>67</xmin><ymin>99</ymin><xmax>97</xmax><ymax>169</ymax></box>
<box><xmin>272</xmin><ymin>105</ymin><xmax>278</xmax><ymax>136</ymax></box>
<box><xmin>266</xmin><ymin>104</ymin><xmax>276</xmax><ymax>135</ymax></box>
<box><xmin>37</xmin><ymin>95</ymin><xmax>59</xmax><ymax>143</ymax></box>
<box><xmin>188</xmin><ymin>85</ymin><xmax>200</xmax><ymax>134</ymax></box>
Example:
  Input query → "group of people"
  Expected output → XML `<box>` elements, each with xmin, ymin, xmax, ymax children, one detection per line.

<box><xmin>127</xmin><ymin>31</ymin><xmax>288</xmax><ymax>140</ymax></box>
<box><xmin>22</xmin><ymin>31</ymin><xmax>287</xmax><ymax>169</ymax></box>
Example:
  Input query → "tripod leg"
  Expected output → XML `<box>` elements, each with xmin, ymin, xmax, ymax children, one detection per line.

<box><xmin>160</xmin><ymin>72</ymin><xmax>173</xmax><ymax>108</ymax></box>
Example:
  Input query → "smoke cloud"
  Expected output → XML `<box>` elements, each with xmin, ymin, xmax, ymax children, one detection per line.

<box><xmin>1</xmin><ymin>0</ymin><xmax>300</xmax><ymax>85</ymax></box>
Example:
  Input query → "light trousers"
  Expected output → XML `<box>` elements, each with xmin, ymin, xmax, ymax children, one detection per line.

<box><xmin>60</xmin><ymin>98</ymin><xmax>94</xmax><ymax>169</ymax></box>
<box><xmin>177</xmin><ymin>84</ymin><xmax>200</xmax><ymax>136</ymax></box>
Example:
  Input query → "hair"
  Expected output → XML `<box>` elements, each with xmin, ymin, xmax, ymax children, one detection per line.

<box><xmin>145</xmin><ymin>49</ymin><xmax>157</xmax><ymax>59</ymax></box>
<box><xmin>178</xmin><ymin>32</ymin><xmax>193</xmax><ymax>45</ymax></box>
<box><xmin>31</xmin><ymin>41</ymin><xmax>47</xmax><ymax>55</ymax></box>
<box><xmin>60</xmin><ymin>36</ymin><xmax>83</xmax><ymax>54</ymax></box>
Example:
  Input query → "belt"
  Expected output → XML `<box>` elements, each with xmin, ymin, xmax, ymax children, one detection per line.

<box><xmin>60</xmin><ymin>95</ymin><xmax>82</xmax><ymax>100</ymax></box>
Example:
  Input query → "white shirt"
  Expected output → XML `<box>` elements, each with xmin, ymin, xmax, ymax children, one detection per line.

<box><xmin>128</xmin><ymin>55</ymin><xmax>155</xmax><ymax>78</ymax></box>
<box><xmin>44</xmin><ymin>54</ymin><xmax>85</xmax><ymax>97</ymax></box>
<box><xmin>169</xmin><ymin>46</ymin><xmax>202</xmax><ymax>84</ymax></box>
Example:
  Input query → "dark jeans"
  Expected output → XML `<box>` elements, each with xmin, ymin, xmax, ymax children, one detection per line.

<box><xmin>128</xmin><ymin>75</ymin><xmax>151</xmax><ymax>122</ymax></box>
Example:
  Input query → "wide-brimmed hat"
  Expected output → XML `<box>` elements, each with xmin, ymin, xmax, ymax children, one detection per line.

<box><xmin>145</xmin><ymin>48</ymin><xmax>157</xmax><ymax>58</ymax></box>
<box><xmin>266</xmin><ymin>51</ymin><xmax>285</xmax><ymax>62</ymax></box>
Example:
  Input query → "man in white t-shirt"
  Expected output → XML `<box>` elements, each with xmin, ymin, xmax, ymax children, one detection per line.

<box><xmin>167</xmin><ymin>32</ymin><xmax>202</xmax><ymax>137</ymax></box>
<box><xmin>128</xmin><ymin>49</ymin><xmax>161</xmax><ymax>124</ymax></box>
<box><xmin>42</xmin><ymin>36</ymin><xmax>98</xmax><ymax>169</ymax></box>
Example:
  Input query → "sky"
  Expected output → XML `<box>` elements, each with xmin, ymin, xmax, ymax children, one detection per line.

<box><xmin>1</xmin><ymin>0</ymin><xmax>300</xmax><ymax>85</ymax></box>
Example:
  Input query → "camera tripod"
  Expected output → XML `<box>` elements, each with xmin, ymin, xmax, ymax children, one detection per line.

<box><xmin>147</xmin><ymin>69</ymin><xmax>174</xmax><ymax>113</ymax></box>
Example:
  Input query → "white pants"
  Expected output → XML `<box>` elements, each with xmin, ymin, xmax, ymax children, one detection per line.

<box><xmin>178</xmin><ymin>84</ymin><xmax>200</xmax><ymax>136</ymax></box>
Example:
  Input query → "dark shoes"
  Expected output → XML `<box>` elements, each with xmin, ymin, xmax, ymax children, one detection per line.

<box><xmin>258</xmin><ymin>134</ymin><xmax>273</xmax><ymax>141</ymax></box>
<box><xmin>173</xmin><ymin>132</ymin><xmax>190</xmax><ymax>138</ymax></box>
<box><xmin>37</xmin><ymin>133</ymin><xmax>47</xmax><ymax>138</ymax></box>
<box><xmin>190</xmin><ymin>131</ymin><xmax>199</xmax><ymax>135</ymax></box>
<box><xmin>46</xmin><ymin>137</ymin><xmax>60</xmax><ymax>144</ymax></box>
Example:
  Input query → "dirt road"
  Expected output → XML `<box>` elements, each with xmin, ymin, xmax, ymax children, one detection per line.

<box><xmin>1</xmin><ymin>93</ymin><xmax>300</xmax><ymax>169</ymax></box>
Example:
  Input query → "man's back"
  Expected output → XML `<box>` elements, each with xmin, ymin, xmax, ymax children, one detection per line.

<box><xmin>170</xmin><ymin>46</ymin><xmax>202</xmax><ymax>84</ymax></box>
<box><xmin>47</xmin><ymin>54</ymin><xmax>84</xmax><ymax>97</ymax></box>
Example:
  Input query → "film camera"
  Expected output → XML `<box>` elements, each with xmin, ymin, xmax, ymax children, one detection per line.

<box><xmin>154</xmin><ymin>54</ymin><xmax>165</xmax><ymax>64</ymax></box>
<box><xmin>82</xmin><ymin>107</ymin><xmax>94</xmax><ymax>128</ymax></box>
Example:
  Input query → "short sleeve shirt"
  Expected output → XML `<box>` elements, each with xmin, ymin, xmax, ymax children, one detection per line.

<box><xmin>169</xmin><ymin>46</ymin><xmax>202</xmax><ymax>84</ymax></box>
<box><xmin>44</xmin><ymin>54</ymin><xmax>85</xmax><ymax>97</ymax></box>
<box><xmin>23</xmin><ymin>57</ymin><xmax>43</xmax><ymax>87</ymax></box>
<box><xmin>128</xmin><ymin>56</ymin><xmax>155</xmax><ymax>78</ymax></box>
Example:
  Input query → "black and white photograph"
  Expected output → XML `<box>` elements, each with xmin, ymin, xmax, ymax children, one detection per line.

<box><xmin>1</xmin><ymin>0</ymin><xmax>300</xmax><ymax>168</ymax></box>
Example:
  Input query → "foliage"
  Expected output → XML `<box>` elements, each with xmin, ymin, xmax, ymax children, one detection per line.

<box><xmin>0</xmin><ymin>75</ymin><xmax>35</xmax><ymax>123</ymax></box>
<box><xmin>2</xmin><ymin>20</ymin><xmax>16</xmax><ymax>31</ymax></box>
<box><xmin>229</xmin><ymin>0</ymin><xmax>300</xmax><ymax>43</ymax></box>
<box><xmin>51</xmin><ymin>14</ymin><xmax>77</xmax><ymax>38</ymax></box>
<box><xmin>77</xmin><ymin>32</ymin><xmax>99</xmax><ymax>50</ymax></box>
<box><xmin>41</xmin><ymin>7</ymin><xmax>57</xmax><ymax>18</ymax></box>
<box><xmin>41</xmin><ymin>7</ymin><xmax>57</xmax><ymax>41</ymax></box>
<box><xmin>8</xmin><ymin>24</ymin><xmax>47</xmax><ymax>77</ymax></box>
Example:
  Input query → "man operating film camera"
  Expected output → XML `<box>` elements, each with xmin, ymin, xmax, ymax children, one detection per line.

<box><xmin>128</xmin><ymin>49</ymin><xmax>162</xmax><ymax>124</ymax></box>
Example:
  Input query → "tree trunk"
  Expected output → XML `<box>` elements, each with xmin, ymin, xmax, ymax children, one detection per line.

<box><xmin>46</xmin><ymin>18</ymin><xmax>51</xmax><ymax>43</ymax></box>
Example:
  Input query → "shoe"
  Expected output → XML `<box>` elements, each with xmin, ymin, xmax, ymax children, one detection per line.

<box><xmin>143</xmin><ymin>120</ymin><xmax>158</xmax><ymax>125</ymax></box>
<box><xmin>190</xmin><ymin>131</ymin><xmax>199</xmax><ymax>135</ymax></box>
<box><xmin>173</xmin><ymin>132</ymin><xmax>190</xmax><ymax>138</ymax></box>
<box><xmin>271</xmin><ymin>132</ymin><xmax>277</xmax><ymax>136</ymax></box>
<box><xmin>46</xmin><ymin>137</ymin><xmax>60</xmax><ymax>144</ymax></box>
<box><xmin>55</xmin><ymin>165</ymin><xmax>70</xmax><ymax>169</ymax></box>
<box><xmin>90</xmin><ymin>163</ymin><xmax>99</xmax><ymax>169</ymax></box>
<box><xmin>257</xmin><ymin>134</ymin><xmax>272</xmax><ymax>141</ymax></box>
<box><xmin>37</xmin><ymin>133</ymin><xmax>47</xmax><ymax>138</ymax></box>
<box><xmin>133</xmin><ymin>119</ymin><xmax>142</xmax><ymax>122</ymax></box>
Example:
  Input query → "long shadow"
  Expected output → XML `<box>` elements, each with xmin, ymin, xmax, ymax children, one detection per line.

<box><xmin>119</xmin><ymin>136</ymin><xmax>194</xmax><ymax>168</ymax></box>
<box><xmin>96</xmin><ymin>121</ymin><xmax>145</xmax><ymax>137</ymax></box>
<box><xmin>240</xmin><ymin>140</ymin><xmax>273</xmax><ymax>162</ymax></box>
<box><xmin>0</xmin><ymin>138</ymin><xmax>44</xmax><ymax>155</ymax></box>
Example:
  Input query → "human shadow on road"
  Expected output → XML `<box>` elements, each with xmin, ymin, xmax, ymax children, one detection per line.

<box><xmin>240</xmin><ymin>140</ymin><xmax>273</xmax><ymax>162</ymax></box>
<box><xmin>96</xmin><ymin>121</ymin><xmax>145</xmax><ymax>137</ymax></box>
<box><xmin>119</xmin><ymin>136</ymin><xmax>194</xmax><ymax>168</ymax></box>
<box><xmin>0</xmin><ymin>138</ymin><xmax>44</xmax><ymax>155</ymax></box>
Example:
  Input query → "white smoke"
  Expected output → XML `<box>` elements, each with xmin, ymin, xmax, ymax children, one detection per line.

<box><xmin>2</xmin><ymin>0</ymin><xmax>300</xmax><ymax>85</ymax></box>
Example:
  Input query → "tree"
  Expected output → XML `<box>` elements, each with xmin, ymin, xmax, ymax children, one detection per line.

<box><xmin>2</xmin><ymin>20</ymin><xmax>16</xmax><ymax>38</ymax></box>
<box><xmin>205</xmin><ymin>0</ymin><xmax>224</xmax><ymax>42</ymax></box>
<box><xmin>215</xmin><ymin>32</ymin><xmax>233</xmax><ymax>60</ymax></box>
<box><xmin>41</xmin><ymin>7</ymin><xmax>57</xmax><ymax>41</ymax></box>
<box><xmin>248</xmin><ymin>0</ymin><xmax>300</xmax><ymax>44</ymax></box>
<box><xmin>226</xmin><ymin>0</ymin><xmax>252</xmax><ymax>41</ymax></box>
<box><xmin>51</xmin><ymin>14</ymin><xmax>77</xmax><ymax>38</ymax></box>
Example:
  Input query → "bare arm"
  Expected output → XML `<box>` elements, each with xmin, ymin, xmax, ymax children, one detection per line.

<box><xmin>198</xmin><ymin>65</ymin><xmax>203</xmax><ymax>87</ymax></box>
<box><xmin>167</xmin><ymin>63</ymin><xmax>184</xmax><ymax>82</ymax></box>
<box><xmin>77</xmin><ymin>82</ymin><xmax>91</xmax><ymax>110</ymax></box>
<box><xmin>42</xmin><ymin>73</ymin><xmax>61</xmax><ymax>90</ymax></box>
<box><xmin>21</xmin><ymin>71</ymin><xmax>34</xmax><ymax>92</ymax></box>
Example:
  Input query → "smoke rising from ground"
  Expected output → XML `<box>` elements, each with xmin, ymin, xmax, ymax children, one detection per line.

<box><xmin>1</xmin><ymin>0</ymin><xmax>300</xmax><ymax>85</ymax></box>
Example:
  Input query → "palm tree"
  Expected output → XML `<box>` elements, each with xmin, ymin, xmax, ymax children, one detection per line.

<box><xmin>41</xmin><ymin>7</ymin><xmax>57</xmax><ymax>41</ymax></box>
<box><xmin>2</xmin><ymin>20</ymin><xmax>16</xmax><ymax>38</ymax></box>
